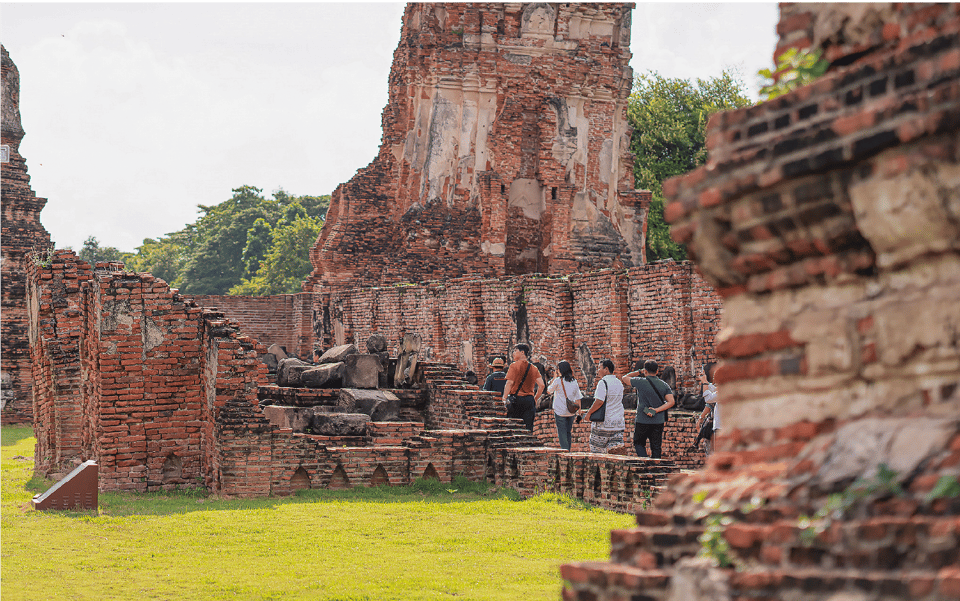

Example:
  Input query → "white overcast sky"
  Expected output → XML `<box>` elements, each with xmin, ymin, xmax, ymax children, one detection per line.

<box><xmin>2</xmin><ymin>2</ymin><xmax>779</xmax><ymax>252</ymax></box>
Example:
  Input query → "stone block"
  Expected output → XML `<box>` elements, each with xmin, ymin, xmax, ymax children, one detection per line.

<box><xmin>277</xmin><ymin>357</ymin><xmax>312</xmax><ymax>387</ymax></box>
<box><xmin>343</xmin><ymin>354</ymin><xmax>382</xmax><ymax>389</ymax></box>
<box><xmin>339</xmin><ymin>389</ymin><xmax>401</xmax><ymax>422</ymax></box>
<box><xmin>262</xmin><ymin>405</ymin><xmax>313</xmax><ymax>432</ymax></box>
<box><xmin>261</xmin><ymin>353</ymin><xmax>278</xmax><ymax>373</ymax></box>
<box><xmin>267</xmin><ymin>343</ymin><xmax>288</xmax><ymax>359</ymax></box>
<box><xmin>311</xmin><ymin>412</ymin><xmax>370</xmax><ymax>437</ymax></box>
<box><xmin>301</xmin><ymin>362</ymin><xmax>345</xmax><ymax>389</ymax></box>
<box><xmin>318</xmin><ymin>344</ymin><xmax>358</xmax><ymax>364</ymax></box>
<box><xmin>366</xmin><ymin>334</ymin><xmax>387</xmax><ymax>354</ymax></box>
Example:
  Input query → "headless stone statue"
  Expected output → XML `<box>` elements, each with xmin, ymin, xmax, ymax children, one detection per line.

<box><xmin>394</xmin><ymin>334</ymin><xmax>421</xmax><ymax>388</ymax></box>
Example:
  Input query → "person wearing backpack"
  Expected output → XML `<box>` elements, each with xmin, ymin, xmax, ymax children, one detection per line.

<box><xmin>501</xmin><ymin>343</ymin><xmax>545</xmax><ymax>432</ymax></box>
<box><xmin>546</xmin><ymin>360</ymin><xmax>583</xmax><ymax>451</ymax></box>
<box><xmin>622</xmin><ymin>359</ymin><xmax>675</xmax><ymax>458</ymax></box>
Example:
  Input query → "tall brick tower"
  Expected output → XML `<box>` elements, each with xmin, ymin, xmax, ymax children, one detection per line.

<box><xmin>1</xmin><ymin>45</ymin><xmax>52</xmax><ymax>424</ymax></box>
<box><xmin>305</xmin><ymin>3</ymin><xmax>648</xmax><ymax>291</ymax></box>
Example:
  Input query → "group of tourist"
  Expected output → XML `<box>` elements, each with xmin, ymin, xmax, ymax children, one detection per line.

<box><xmin>482</xmin><ymin>344</ymin><xmax>719</xmax><ymax>457</ymax></box>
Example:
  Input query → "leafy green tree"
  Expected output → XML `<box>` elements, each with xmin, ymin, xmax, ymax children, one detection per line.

<box><xmin>125</xmin><ymin>235</ymin><xmax>190</xmax><ymax>286</ymax></box>
<box><xmin>273</xmin><ymin>188</ymin><xmax>330</xmax><ymax>221</ymax></box>
<box><xmin>229</xmin><ymin>213</ymin><xmax>324</xmax><ymax>296</ymax></box>
<box><xmin>78</xmin><ymin>236</ymin><xmax>134</xmax><ymax>266</ymax></box>
<box><xmin>241</xmin><ymin>218</ymin><xmax>273</xmax><ymax>279</ymax></box>
<box><xmin>116</xmin><ymin>186</ymin><xmax>331</xmax><ymax>295</ymax></box>
<box><xmin>758</xmin><ymin>48</ymin><xmax>829</xmax><ymax>101</ymax></box>
<box><xmin>176</xmin><ymin>185</ymin><xmax>276</xmax><ymax>295</ymax></box>
<box><xmin>628</xmin><ymin>70</ymin><xmax>752</xmax><ymax>261</ymax></box>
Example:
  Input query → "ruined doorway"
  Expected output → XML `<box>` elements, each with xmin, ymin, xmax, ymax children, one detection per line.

<box><xmin>505</xmin><ymin>178</ymin><xmax>547</xmax><ymax>274</ymax></box>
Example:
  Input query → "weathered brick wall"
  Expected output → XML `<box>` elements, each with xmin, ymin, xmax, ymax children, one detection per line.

<box><xmin>26</xmin><ymin>251</ymin><xmax>90</xmax><ymax>476</ymax></box>
<box><xmin>190</xmin><ymin>293</ymin><xmax>314</xmax><ymax>360</ymax></box>
<box><xmin>199</xmin><ymin>308</ymin><xmax>273</xmax><ymax>496</ymax></box>
<box><xmin>78</xmin><ymin>267</ymin><xmax>209</xmax><ymax>491</ymax></box>
<box><xmin>27</xmin><ymin>258</ymin><xmax>704</xmax><ymax>511</ymax></box>
<box><xmin>28</xmin><ymin>257</ymin><xmax>274</xmax><ymax>493</ymax></box>
<box><xmin>318</xmin><ymin>262</ymin><xmax>721</xmax><ymax>395</ymax></box>
<box><xmin>563</xmin><ymin>4</ymin><xmax>960</xmax><ymax>599</ymax></box>
<box><xmin>306</xmin><ymin>3</ymin><xmax>649</xmax><ymax>291</ymax></box>
<box><xmin>2</xmin><ymin>45</ymin><xmax>52</xmax><ymax>424</ymax></box>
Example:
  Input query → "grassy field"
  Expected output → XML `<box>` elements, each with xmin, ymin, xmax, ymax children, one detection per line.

<box><xmin>2</xmin><ymin>426</ymin><xmax>633</xmax><ymax>600</ymax></box>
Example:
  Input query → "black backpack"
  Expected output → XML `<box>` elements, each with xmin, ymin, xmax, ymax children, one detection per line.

<box><xmin>679</xmin><ymin>391</ymin><xmax>706</xmax><ymax>412</ymax></box>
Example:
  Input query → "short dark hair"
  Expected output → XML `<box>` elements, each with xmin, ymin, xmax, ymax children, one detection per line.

<box><xmin>704</xmin><ymin>362</ymin><xmax>716</xmax><ymax>383</ymax></box>
<box><xmin>643</xmin><ymin>360</ymin><xmax>659</xmax><ymax>374</ymax></box>
<box><xmin>557</xmin><ymin>360</ymin><xmax>575</xmax><ymax>382</ymax></box>
<box><xmin>514</xmin><ymin>343</ymin><xmax>530</xmax><ymax>356</ymax></box>
<box><xmin>600</xmin><ymin>359</ymin><xmax>615</xmax><ymax>373</ymax></box>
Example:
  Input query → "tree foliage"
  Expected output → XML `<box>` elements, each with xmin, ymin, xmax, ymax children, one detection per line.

<box><xmin>628</xmin><ymin>70</ymin><xmax>752</xmax><ymax>261</ymax></box>
<box><xmin>229</xmin><ymin>207</ymin><xmax>324</xmax><ymax>296</ymax></box>
<box><xmin>100</xmin><ymin>187</ymin><xmax>330</xmax><ymax>295</ymax></box>
<box><xmin>78</xmin><ymin>236</ymin><xmax>134</xmax><ymax>266</ymax></box>
<box><xmin>241</xmin><ymin>218</ymin><xmax>273</xmax><ymax>279</ymax></box>
<box><xmin>758</xmin><ymin>47</ymin><xmax>829</xmax><ymax>101</ymax></box>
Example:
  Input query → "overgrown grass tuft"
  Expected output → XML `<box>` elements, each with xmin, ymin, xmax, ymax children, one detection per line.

<box><xmin>2</xmin><ymin>426</ymin><xmax>632</xmax><ymax>600</ymax></box>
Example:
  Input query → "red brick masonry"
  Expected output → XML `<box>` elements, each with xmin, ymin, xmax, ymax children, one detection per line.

<box><xmin>1</xmin><ymin>45</ymin><xmax>52</xmax><ymax>425</ymax></box>
<box><xmin>562</xmin><ymin>3</ymin><xmax>960</xmax><ymax>600</ymax></box>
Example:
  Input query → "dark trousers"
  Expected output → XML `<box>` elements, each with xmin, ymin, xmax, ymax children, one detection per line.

<box><xmin>634</xmin><ymin>422</ymin><xmax>665</xmax><ymax>458</ymax></box>
<box><xmin>508</xmin><ymin>395</ymin><xmax>536</xmax><ymax>432</ymax></box>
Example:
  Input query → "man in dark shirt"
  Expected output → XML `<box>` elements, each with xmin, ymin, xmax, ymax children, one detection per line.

<box><xmin>482</xmin><ymin>357</ymin><xmax>507</xmax><ymax>393</ymax></box>
<box><xmin>621</xmin><ymin>359</ymin><xmax>675</xmax><ymax>458</ymax></box>
<box><xmin>501</xmin><ymin>343</ymin><xmax>544</xmax><ymax>431</ymax></box>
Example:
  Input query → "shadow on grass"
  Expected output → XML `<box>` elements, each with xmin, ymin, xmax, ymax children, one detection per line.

<box><xmin>1</xmin><ymin>425</ymin><xmax>35</xmax><ymax>447</ymax></box>
<box><xmin>19</xmin><ymin>475</ymin><xmax>528</xmax><ymax>519</ymax></box>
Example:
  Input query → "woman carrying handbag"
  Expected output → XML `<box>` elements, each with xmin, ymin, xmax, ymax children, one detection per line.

<box><xmin>547</xmin><ymin>361</ymin><xmax>583</xmax><ymax>451</ymax></box>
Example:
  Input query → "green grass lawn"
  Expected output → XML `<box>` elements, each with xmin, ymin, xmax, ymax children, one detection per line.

<box><xmin>2</xmin><ymin>426</ymin><xmax>632</xmax><ymax>600</ymax></box>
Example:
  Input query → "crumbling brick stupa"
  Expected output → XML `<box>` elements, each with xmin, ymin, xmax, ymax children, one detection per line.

<box><xmin>305</xmin><ymin>3</ymin><xmax>648</xmax><ymax>291</ymax></box>
<box><xmin>1</xmin><ymin>45</ymin><xmax>52</xmax><ymax>425</ymax></box>
<box><xmin>562</xmin><ymin>3</ymin><xmax>960</xmax><ymax>599</ymax></box>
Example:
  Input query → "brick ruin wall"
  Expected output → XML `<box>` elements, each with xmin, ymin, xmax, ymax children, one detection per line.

<box><xmin>27</xmin><ymin>252</ymin><xmax>270</xmax><ymax>492</ymax></box>
<box><xmin>27</xmin><ymin>251</ymin><xmax>711</xmax><ymax>508</ymax></box>
<box><xmin>563</xmin><ymin>3</ymin><xmax>960</xmax><ymax>600</ymax></box>
<box><xmin>1</xmin><ymin>45</ymin><xmax>52</xmax><ymax>425</ymax></box>
<box><xmin>190</xmin><ymin>293</ymin><xmax>315</xmax><ymax>360</ymax></box>
<box><xmin>305</xmin><ymin>3</ymin><xmax>649</xmax><ymax>291</ymax></box>
<box><xmin>317</xmin><ymin>261</ymin><xmax>721</xmax><ymax>395</ymax></box>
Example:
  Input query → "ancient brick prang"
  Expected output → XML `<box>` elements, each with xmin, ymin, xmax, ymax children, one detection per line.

<box><xmin>2</xmin><ymin>45</ymin><xmax>52</xmax><ymax>424</ymax></box>
<box><xmin>306</xmin><ymin>3</ymin><xmax>648</xmax><ymax>291</ymax></box>
<box><xmin>563</xmin><ymin>4</ymin><xmax>960</xmax><ymax>600</ymax></box>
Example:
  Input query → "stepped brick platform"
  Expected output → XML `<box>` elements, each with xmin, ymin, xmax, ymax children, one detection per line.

<box><xmin>561</xmin><ymin>3</ymin><xmax>960</xmax><ymax>600</ymax></box>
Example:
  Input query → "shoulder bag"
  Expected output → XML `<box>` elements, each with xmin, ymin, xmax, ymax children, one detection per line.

<box><xmin>642</xmin><ymin>376</ymin><xmax>670</xmax><ymax>423</ymax></box>
<box><xmin>560</xmin><ymin>379</ymin><xmax>580</xmax><ymax>414</ymax></box>
<box><xmin>590</xmin><ymin>378</ymin><xmax>608</xmax><ymax>422</ymax></box>
<box><xmin>505</xmin><ymin>363</ymin><xmax>531</xmax><ymax>413</ymax></box>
